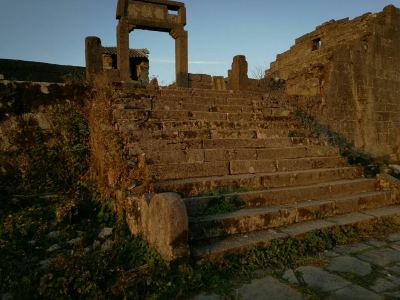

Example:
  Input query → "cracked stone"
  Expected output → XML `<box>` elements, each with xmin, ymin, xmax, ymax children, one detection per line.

<box><xmin>327</xmin><ymin>256</ymin><xmax>372</xmax><ymax>276</ymax></box>
<box><xmin>47</xmin><ymin>231</ymin><xmax>61</xmax><ymax>239</ymax></box>
<box><xmin>384</xmin><ymin>291</ymin><xmax>400</xmax><ymax>299</ymax></box>
<box><xmin>390</xmin><ymin>244</ymin><xmax>400</xmax><ymax>252</ymax></box>
<box><xmin>191</xmin><ymin>293</ymin><xmax>222</xmax><ymax>300</ymax></box>
<box><xmin>386</xmin><ymin>265</ymin><xmax>400</xmax><ymax>275</ymax></box>
<box><xmin>371</xmin><ymin>278</ymin><xmax>398</xmax><ymax>293</ymax></box>
<box><xmin>282</xmin><ymin>269</ymin><xmax>299</xmax><ymax>284</ymax></box>
<box><xmin>333</xmin><ymin>243</ymin><xmax>372</xmax><ymax>255</ymax></box>
<box><xmin>38</xmin><ymin>258</ymin><xmax>55</xmax><ymax>269</ymax></box>
<box><xmin>98</xmin><ymin>227</ymin><xmax>113</xmax><ymax>239</ymax></box>
<box><xmin>237</xmin><ymin>276</ymin><xmax>304</xmax><ymax>300</ymax></box>
<box><xmin>47</xmin><ymin>244</ymin><xmax>61</xmax><ymax>252</ymax></box>
<box><xmin>365</xmin><ymin>240</ymin><xmax>387</xmax><ymax>248</ymax></box>
<box><xmin>323</xmin><ymin>250</ymin><xmax>340</xmax><ymax>258</ymax></box>
<box><xmin>296</xmin><ymin>266</ymin><xmax>350</xmax><ymax>292</ymax></box>
<box><xmin>329</xmin><ymin>284</ymin><xmax>382</xmax><ymax>300</ymax></box>
<box><xmin>387</xmin><ymin>233</ymin><xmax>400</xmax><ymax>242</ymax></box>
<box><xmin>357</xmin><ymin>248</ymin><xmax>400</xmax><ymax>267</ymax></box>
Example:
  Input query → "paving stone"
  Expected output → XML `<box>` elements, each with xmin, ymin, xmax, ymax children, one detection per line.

<box><xmin>327</xmin><ymin>256</ymin><xmax>372</xmax><ymax>276</ymax></box>
<box><xmin>47</xmin><ymin>244</ymin><xmax>61</xmax><ymax>252</ymax></box>
<box><xmin>333</xmin><ymin>243</ymin><xmax>372</xmax><ymax>255</ymax></box>
<box><xmin>386</xmin><ymin>265</ymin><xmax>400</xmax><ymax>275</ymax></box>
<box><xmin>282</xmin><ymin>269</ymin><xmax>299</xmax><ymax>284</ymax></box>
<box><xmin>390</xmin><ymin>277</ymin><xmax>400</xmax><ymax>289</ymax></box>
<box><xmin>237</xmin><ymin>276</ymin><xmax>304</xmax><ymax>300</ymax></box>
<box><xmin>47</xmin><ymin>231</ymin><xmax>61</xmax><ymax>239</ymax></box>
<box><xmin>384</xmin><ymin>290</ymin><xmax>400</xmax><ymax>299</ymax></box>
<box><xmin>191</xmin><ymin>292</ymin><xmax>222</xmax><ymax>300</ymax></box>
<box><xmin>98</xmin><ymin>227</ymin><xmax>113</xmax><ymax>239</ymax></box>
<box><xmin>357</xmin><ymin>248</ymin><xmax>400</xmax><ymax>267</ymax></box>
<box><xmin>387</xmin><ymin>233</ymin><xmax>400</xmax><ymax>242</ymax></box>
<box><xmin>296</xmin><ymin>266</ymin><xmax>350</xmax><ymax>292</ymax></box>
<box><xmin>38</xmin><ymin>258</ymin><xmax>55</xmax><ymax>269</ymax></box>
<box><xmin>329</xmin><ymin>284</ymin><xmax>383</xmax><ymax>300</ymax></box>
<box><xmin>390</xmin><ymin>243</ymin><xmax>400</xmax><ymax>252</ymax></box>
<box><xmin>323</xmin><ymin>250</ymin><xmax>340</xmax><ymax>258</ymax></box>
<box><xmin>365</xmin><ymin>239</ymin><xmax>387</xmax><ymax>248</ymax></box>
<box><xmin>371</xmin><ymin>278</ymin><xmax>398</xmax><ymax>293</ymax></box>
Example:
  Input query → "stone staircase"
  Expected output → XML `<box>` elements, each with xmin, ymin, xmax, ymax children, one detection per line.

<box><xmin>111</xmin><ymin>87</ymin><xmax>398</xmax><ymax>258</ymax></box>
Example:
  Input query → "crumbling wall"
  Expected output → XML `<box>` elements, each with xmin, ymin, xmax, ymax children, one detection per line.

<box><xmin>88</xmin><ymin>82</ymin><xmax>190</xmax><ymax>260</ymax></box>
<box><xmin>188</xmin><ymin>73</ymin><xmax>213</xmax><ymax>89</ymax></box>
<box><xmin>227</xmin><ymin>55</ymin><xmax>270</xmax><ymax>92</ymax></box>
<box><xmin>0</xmin><ymin>58</ymin><xmax>85</xmax><ymax>83</ymax></box>
<box><xmin>0</xmin><ymin>81</ymin><xmax>89</xmax><ymax>198</ymax></box>
<box><xmin>266</xmin><ymin>5</ymin><xmax>400</xmax><ymax>160</ymax></box>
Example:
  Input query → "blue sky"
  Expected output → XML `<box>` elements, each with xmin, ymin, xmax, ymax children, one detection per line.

<box><xmin>0</xmin><ymin>0</ymin><xmax>397</xmax><ymax>84</ymax></box>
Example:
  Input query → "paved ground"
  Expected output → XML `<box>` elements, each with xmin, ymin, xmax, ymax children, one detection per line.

<box><xmin>193</xmin><ymin>232</ymin><xmax>400</xmax><ymax>300</ymax></box>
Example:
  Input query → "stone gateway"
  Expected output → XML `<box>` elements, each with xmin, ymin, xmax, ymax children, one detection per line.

<box><xmin>116</xmin><ymin>0</ymin><xmax>188</xmax><ymax>87</ymax></box>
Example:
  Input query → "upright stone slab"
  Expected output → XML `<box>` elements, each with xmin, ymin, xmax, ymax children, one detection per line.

<box><xmin>85</xmin><ymin>37</ymin><xmax>103</xmax><ymax>81</ymax></box>
<box><xmin>229</xmin><ymin>55</ymin><xmax>249</xmax><ymax>91</ymax></box>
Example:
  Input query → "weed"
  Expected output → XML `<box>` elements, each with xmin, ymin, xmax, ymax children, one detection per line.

<box><xmin>198</xmin><ymin>187</ymin><xmax>250</xmax><ymax>198</ymax></box>
<box><xmin>288</xmin><ymin>130</ymin><xmax>306</xmax><ymax>138</ymax></box>
<box><xmin>294</xmin><ymin>110</ymin><xmax>389</xmax><ymax>177</ymax></box>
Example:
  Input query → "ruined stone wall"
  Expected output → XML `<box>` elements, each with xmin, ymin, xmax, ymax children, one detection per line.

<box><xmin>266</xmin><ymin>5</ymin><xmax>400</xmax><ymax>160</ymax></box>
<box><xmin>188</xmin><ymin>73</ymin><xmax>213</xmax><ymax>89</ymax></box>
<box><xmin>0</xmin><ymin>82</ymin><xmax>89</xmax><ymax>198</ymax></box>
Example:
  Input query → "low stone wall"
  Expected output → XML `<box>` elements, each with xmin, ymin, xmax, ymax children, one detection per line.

<box><xmin>0</xmin><ymin>58</ymin><xmax>85</xmax><ymax>83</ymax></box>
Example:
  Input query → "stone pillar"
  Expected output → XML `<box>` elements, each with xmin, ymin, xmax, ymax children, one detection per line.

<box><xmin>117</xmin><ymin>19</ymin><xmax>131</xmax><ymax>82</ymax></box>
<box><xmin>85</xmin><ymin>36</ymin><xmax>103</xmax><ymax>81</ymax></box>
<box><xmin>229</xmin><ymin>55</ymin><xmax>249</xmax><ymax>91</ymax></box>
<box><xmin>170</xmin><ymin>28</ymin><xmax>189</xmax><ymax>88</ymax></box>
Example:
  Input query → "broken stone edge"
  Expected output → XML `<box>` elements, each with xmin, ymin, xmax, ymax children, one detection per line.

<box><xmin>192</xmin><ymin>205</ymin><xmax>400</xmax><ymax>260</ymax></box>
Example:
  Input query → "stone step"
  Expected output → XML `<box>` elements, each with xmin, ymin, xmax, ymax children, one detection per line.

<box><xmin>149</xmin><ymin>156</ymin><xmax>345</xmax><ymax>181</ymax></box>
<box><xmin>117</xmin><ymin>119</ymin><xmax>307</xmax><ymax>133</ymax></box>
<box><xmin>154</xmin><ymin>167</ymin><xmax>362</xmax><ymax>197</ymax></box>
<box><xmin>156</xmin><ymin>89</ymin><xmax>264</xmax><ymax>99</ymax></box>
<box><xmin>229</xmin><ymin>156</ymin><xmax>347</xmax><ymax>175</ymax></box>
<box><xmin>190</xmin><ymin>205</ymin><xmax>400</xmax><ymax>258</ymax></box>
<box><xmin>127</xmin><ymin>138</ymin><xmax>326</xmax><ymax>154</ymax></box>
<box><xmin>146</xmin><ymin>145</ymin><xmax>338</xmax><ymax>165</ymax></box>
<box><xmin>183</xmin><ymin>178</ymin><xmax>376</xmax><ymax>216</ymax></box>
<box><xmin>112</xmin><ymin>96</ymin><xmax>282</xmax><ymax>113</ymax></box>
<box><xmin>189</xmin><ymin>191</ymin><xmax>391</xmax><ymax>241</ymax></box>
<box><xmin>113</xmin><ymin>109</ymin><xmax>267</xmax><ymax>122</ymax></box>
<box><xmin>125</xmin><ymin>128</ymin><xmax>308</xmax><ymax>142</ymax></box>
<box><xmin>150</xmin><ymin>99</ymin><xmax>290</xmax><ymax>115</ymax></box>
